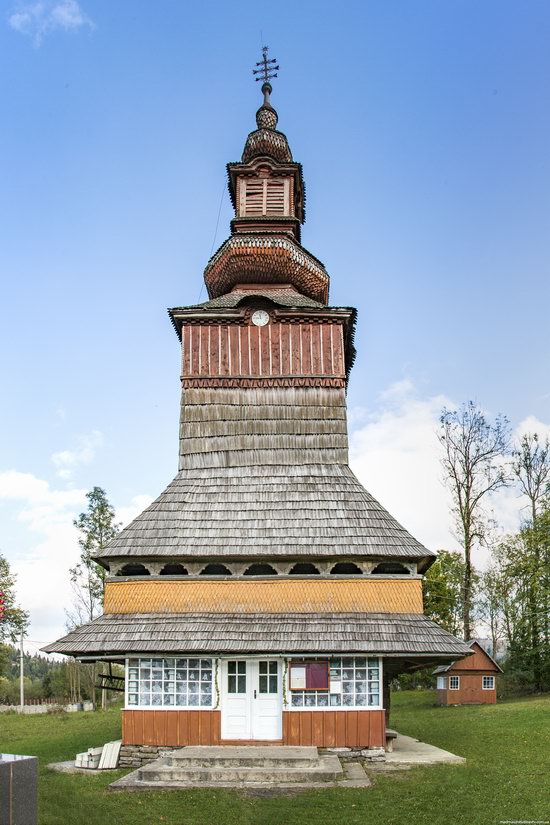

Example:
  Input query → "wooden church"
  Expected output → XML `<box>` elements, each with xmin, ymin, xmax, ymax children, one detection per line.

<box><xmin>45</xmin><ymin>53</ymin><xmax>470</xmax><ymax>749</ymax></box>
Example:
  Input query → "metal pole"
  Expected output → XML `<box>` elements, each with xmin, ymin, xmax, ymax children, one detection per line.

<box><xmin>20</xmin><ymin>631</ymin><xmax>24</xmax><ymax>712</ymax></box>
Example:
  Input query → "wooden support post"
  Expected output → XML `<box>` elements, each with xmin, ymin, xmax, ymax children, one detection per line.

<box><xmin>383</xmin><ymin>670</ymin><xmax>391</xmax><ymax>728</ymax></box>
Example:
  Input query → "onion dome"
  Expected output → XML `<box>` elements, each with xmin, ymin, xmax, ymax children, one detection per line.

<box><xmin>242</xmin><ymin>82</ymin><xmax>293</xmax><ymax>163</ymax></box>
<box><xmin>204</xmin><ymin>234</ymin><xmax>329</xmax><ymax>304</ymax></box>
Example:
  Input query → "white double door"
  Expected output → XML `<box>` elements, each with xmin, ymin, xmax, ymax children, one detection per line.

<box><xmin>221</xmin><ymin>659</ymin><xmax>282</xmax><ymax>741</ymax></box>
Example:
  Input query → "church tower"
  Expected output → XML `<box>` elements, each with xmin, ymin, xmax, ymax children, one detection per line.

<box><xmin>45</xmin><ymin>52</ymin><xmax>469</xmax><ymax>748</ymax></box>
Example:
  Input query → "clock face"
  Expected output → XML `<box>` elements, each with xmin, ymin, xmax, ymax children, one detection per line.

<box><xmin>251</xmin><ymin>310</ymin><xmax>270</xmax><ymax>327</ymax></box>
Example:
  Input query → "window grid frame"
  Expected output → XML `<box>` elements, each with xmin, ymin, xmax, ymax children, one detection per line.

<box><xmin>288</xmin><ymin>657</ymin><xmax>382</xmax><ymax>711</ymax></box>
<box><xmin>482</xmin><ymin>675</ymin><xmax>495</xmax><ymax>690</ymax></box>
<box><xmin>449</xmin><ymin>675</ymin><xmax>460</xmax><ymax>690</ymax></box>
<box><xmin>259</xmin><ymin>661</ymin><xmax>278</xmax><ymax>695</ymax></box>
<box><xmin>125</xmin><ymin>657</ymin><xmax>214</xmax><ymax>710</ymax></box>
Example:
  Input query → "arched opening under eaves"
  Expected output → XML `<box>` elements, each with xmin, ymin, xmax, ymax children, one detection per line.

<box><xmin>243</xmin><ymin>563</ymin><xmax>278</xmax><ymax>576</ymax></box>
<box><xmin>371</xmin><ymin>562</ymin><xmax>411</xmax><ymax>575</ymax></box>
<box><xmin>288</xmin><ymin>562</ymin><xmax>320</xmax><ymax>575</ymax></box>
<box><xmin>159</xmin><ymin>563</ymin><xmax>188</xmax><ymax>576</ymax></box>
<box><xmin>330</xmin><ymin>562</ymin><xmax>362</xmax><ymax>575</ymax></box>
<box><xmin>200</xmin><ymin>563</ymin><xmax>232</xmax><ymax>576</ymax></box>
<box><xmin>116</xmin><ymin>564</ymin><xmax>150</xmax><ymax>577</ymax></box>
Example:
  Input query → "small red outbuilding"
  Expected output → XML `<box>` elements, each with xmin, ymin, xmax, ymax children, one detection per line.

<box><xmin>434</xmin><ymin>640</ymin><xmax>502</xmax><ymax>705</ymax></box>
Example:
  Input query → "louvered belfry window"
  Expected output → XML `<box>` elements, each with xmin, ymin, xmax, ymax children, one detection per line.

<box><xmin>266</xmin><ymin>179</ymin><xmax>285</xmax><ymax>213</ymax></box>
<box><xmin>244</xmin><ymin>179</ymin><xmax>264</xmax><ymax>215</ymax></box>
<box><xmin>241</xmin><ymin>176</ymin><xmax>289</xmax><ymax>216</ymax></box>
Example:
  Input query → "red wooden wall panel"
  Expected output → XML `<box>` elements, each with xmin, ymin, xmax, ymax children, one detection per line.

<box><xmin>282</xmin><ymin>710</ymin><xmax>385</xmax><ymax>748</ymax></box>
<box><xmin>123</xmin><ymin>709</ymin><xmax>384</xmax><ymax>748</ymax></box>
<box><xmin>122</xmin><ymin>710</ymin><xmax>221</xmax><ymax>746</ymax></box>
<box><xmin>181</xmin><ymin>322</ymin><xmax>345</xmax><ymax>379</ymax></box>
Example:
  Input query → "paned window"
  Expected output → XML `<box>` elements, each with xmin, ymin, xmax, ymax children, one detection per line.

<box><xmin>449</xmin><ymin>675</ymin><xmax>460</xmax><ymax>690</ymax></box>
<box><xmin>259</xmin><ymin>661</ymin><xmax>278</xmax><ymax>694</ymax></box>
<box><xmin>126</xmin><ymin>658</ymin><xmax>213</xmax><ymax>708</ymax></box>
<box><xmin>436</xmin><ymin>676</ymin><xmax>446</xmax><ymax>689</ymax></box>
<box><xmin>227</xmin><ymin>660</ymin><xmax>247</xmax><ymax>694</ymax></box>
<box><xmin>482</xmin><ymin>675</ymin><xmax>495</xmax><ymax>690</ymax></box>
<box><xmin>290</xmin><ymin>657</ymin><xmax>381</xmax><ymax>709</ymax></box>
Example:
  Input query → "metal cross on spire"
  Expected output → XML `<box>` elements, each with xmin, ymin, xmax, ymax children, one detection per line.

<box><xmin>252</xmin><ymin>46</ymin><xmax>279</xmax><ymax>84</ymax></box>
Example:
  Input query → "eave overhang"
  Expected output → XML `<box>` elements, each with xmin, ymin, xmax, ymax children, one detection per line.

<box><xmin>42</xmin><ymin>611</ymin><xmax>473</xmax><ymax>665</ymax></box>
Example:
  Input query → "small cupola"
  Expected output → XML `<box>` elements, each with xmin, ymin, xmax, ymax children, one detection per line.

<box><xmin>227</xmin><ymin>49</ymin><xmax>305</xmax><ymax>241</ymax></box>
<box><xmin>204</xmin><ymin>49</ymin><xmax>328</xmax><ymax>303</ymax></box>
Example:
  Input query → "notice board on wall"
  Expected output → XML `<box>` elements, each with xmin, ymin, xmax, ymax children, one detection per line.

<box><xmin>289</xmin><ymin>661</ymin><xmax>329</xmax><ymax>690</ymax></box>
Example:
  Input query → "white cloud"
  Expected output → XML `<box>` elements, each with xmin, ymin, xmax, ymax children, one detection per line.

<box><xmin>514</xmin><ymin>415</ymin><xmax>550</xmax><ymax>442</ymax></box>
<box><xmin>0</xmin><ymin>471</ymin><xmax>87</xmax><ymax>647</ymax></box>
<box><xmin>0</xmin><ymin>470</ymin><xmax>151</xmax><ymax>651</ymax></box>
<box><xmin>51</xmin><ymin>429</ymin><xmax>103</xmax><ymax>479</ymax></box>
<box><xmin>348</xmin><ymin>381</ymin><xmax>550</xmax><ymax>568</ymax></box>
<box><xmin>349</xmin><ymin>382</ymin><xmax>459</xmax><ymax>556</ymax></box>
<box><xmin>8</xmin><ymin>0</ymin><xmax>93</xmax><ymax>46</ymax></box>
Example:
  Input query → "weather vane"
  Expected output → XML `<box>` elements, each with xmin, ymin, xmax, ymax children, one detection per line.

<box><xmin>252</xmin><ymin>46</ymin><xmax>279</xmax><ymax>84</ymax></box>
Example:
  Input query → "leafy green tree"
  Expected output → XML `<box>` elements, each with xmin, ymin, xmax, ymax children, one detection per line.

<box><xmin>511</xmin><ymin>433</ymin><xmax>550</xmax><ymax>691</ymax></box>
<box><xmin>479</xmin><ymin>563</ymin><xmax>506</xmax><ymax>659</ymax></box>
<box><xmin>423</xmin><ymin>549</ymin><xmax>479</xmax><ymax>637</ymax></box>
<box><xmin>67</xmin><ymin>487</ymin><xmax>120</xmax><ymax>627</ymax></box>
<box><xmin>0</xmin><ymin>553</ymin><xmax>29</xmax><ymax>643</ymax></box>
<box><xmin>487</xmin><ymin>509</ymin><xmax>550</xmax><ymax>693</ymax></box>
<box><xmin>67</xmin><ymin>487</ymin><xmax>119</xmax><ymax>709</ymax></box>
<box><xmin>438</xmin><ymin>402</ymin><xmax>510</xmax><ymax>640</ymax></box>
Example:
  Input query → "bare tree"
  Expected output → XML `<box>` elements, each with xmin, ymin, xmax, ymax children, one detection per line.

<box><xmin>512</xmin><ymin>433</ymin><xmax>550</xmax><ymax>526</ymax></box>
<box><xmin>511</xmin><ymin>433</ymin><xmax>550</xmax><ymax>690</ymax></box>
<box><xmin>438</xmin><ymin>401</ymin><xmax>510</xmax><ymax>640</ymax></box>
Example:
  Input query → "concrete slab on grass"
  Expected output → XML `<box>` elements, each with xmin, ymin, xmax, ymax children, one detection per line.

<box><xmin>385</xmin><ymin>734</ymin><xmax>465</xmax><ymax>765</ymax></box>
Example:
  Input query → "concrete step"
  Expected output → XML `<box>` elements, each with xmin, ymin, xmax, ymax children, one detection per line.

<box><xmin>138</xmin><ymin>758</ymin><xmax>342</xmax><ymax>785</ymax></box>
<box><xmin>165</xmin><ymin>745</ymin><xmax>320</xmax><ymax>769</ymax></box>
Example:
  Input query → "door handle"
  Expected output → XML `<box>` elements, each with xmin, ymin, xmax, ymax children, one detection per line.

<box><xmin>254</xmin><ymin>689</ymin><xmax>257</xmax><ymax>699</ymax></box>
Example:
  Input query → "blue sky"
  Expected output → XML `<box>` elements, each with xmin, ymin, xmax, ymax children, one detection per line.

<box><xmin>1</xmin><ymin>0</ymin><xmax>549</xmax><ymax>650</ymax></box>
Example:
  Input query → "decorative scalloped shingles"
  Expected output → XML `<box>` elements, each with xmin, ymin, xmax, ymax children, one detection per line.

<box><xmin>204</xmin><ymin>235</ymin><xmax>329</xmax><ymax>303</ymax></box>
<box><xmin>242</xmin><ymin>129</ymin><xmax>293</xmax><ymax>163</ymax></box>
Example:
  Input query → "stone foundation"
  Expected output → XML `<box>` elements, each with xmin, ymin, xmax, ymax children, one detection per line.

<box><xmin>121</xmin><ymin>743</ymin><xmax>386</xmax><ymax>769</ymax></box>
<box><xmin>322</xmin><ymin>746</ymin><xmax>386</xmax><ymax>763</ymax></box>
<box><xmin>119</xmin><ymin>745</ymin><xmax>180</xmax><ymax>768</ymax></box>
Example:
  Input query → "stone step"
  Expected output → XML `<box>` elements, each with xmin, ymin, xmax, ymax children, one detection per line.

<box><xmin>165</xmin><ymin>745</ymin><xmax>320</xmax><ymax>769</ymax></box>
<box><xmin>137</xmin><ymin>757</ymin><xmax>342</xmax><ymax>785</ymax></box>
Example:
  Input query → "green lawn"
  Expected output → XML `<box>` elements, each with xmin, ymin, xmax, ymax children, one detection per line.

<box><xmin>1</xmin><ymin>692</ymin><xmax>548</xmax><ymax>825</ymax></box>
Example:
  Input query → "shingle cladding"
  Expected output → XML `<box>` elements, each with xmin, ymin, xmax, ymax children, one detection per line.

<box><xmin>42</xmin><ymin>612</ymin><xmax>471</xmax><ymax>658</ymax></box>
<box><xmin>103</xmin><ymin>578</ymin><xmax>424</xmax><ymax>615</ymax></box>
<box><xmin>95</xmin><ymin>464</ymin><xmax>434</xmax><ymax>563</ymax></box>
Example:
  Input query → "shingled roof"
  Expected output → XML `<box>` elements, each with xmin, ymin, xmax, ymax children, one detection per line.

<box><xmin>95</xmin><ymin>463</ymin><xmax>435</xmax><ymax>568</ymax></box>
<box><xmin>171</xmin><ymin>286</ymin><xmax>326</xmax><ymax>313</ymax></box>
<box><xmin>42</xmin><ymin>612</ymin><xmax>471</xmax><ymax>659</ymax></box>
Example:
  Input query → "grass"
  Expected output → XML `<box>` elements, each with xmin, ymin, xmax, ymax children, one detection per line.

<box><xmin>1</xmin><ymin>692</ymin><xmax>548</xmax><ymax>825</ymax></box>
